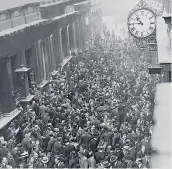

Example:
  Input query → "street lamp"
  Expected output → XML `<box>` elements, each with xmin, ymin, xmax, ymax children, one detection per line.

<box><xmin>15</xmin><ymin>65</ymin><xmax>30</xmax><ymax>81</ymax></box>
<box><xmin>14</xmin><ymin>65</ymin><xmax>34</xmax><ymax>106</ymax></box>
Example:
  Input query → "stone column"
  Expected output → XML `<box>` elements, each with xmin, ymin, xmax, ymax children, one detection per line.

<box><xmin>67</xmin><ymin>25</ymin><xmax>70</xmax><ymax>56</ymax></box>
<box><xmin>59</xmin><ymin>28</ymin><xmax>63</xmax><ymax>62</ymax></box>
<box><xmin>21</xmin><ymin>50</ymin><xmax>26</xmax><ymax>66</ymax></box>
<box><xmin>73</xmin><ymin>22</ymin><xmax>77</xmax><ymax>51</ymax></box>
<box><xmin>0</xmin><ymin>58</ymin><xmax>15</xmax><ymax>114</ymax></box>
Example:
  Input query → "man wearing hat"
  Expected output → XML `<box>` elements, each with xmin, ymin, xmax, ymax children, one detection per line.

<box><xmin>52</xmin><ymin>138</ymin><xmax>63</xmax><ymax>154</ymax></box>
<box><xmin>110</xmin><ymin>155</ymin><xmax>123</xmax><ymax>168</ymax></box>
<box><xmin>114</xmin><ymin>144</ymin><xmax>124</xmax><ymax>161</ymax></box>
<box><xmin>100</xmin><ymin>159</ymin><xmax>110</xmax><ymax>169</ymax></box>
<box><xmin>137</xmin><ymin>145</ymin><xmax>146</xmax><ymax>159</ymax></box>
<box><xmin>78</xmin><ymin>151</ymin><xmax>88</xmax><ymax>168</ymax></box>
<box><xmin>136</xmin><ymin>158</ymin><xmax>147</xmax><ymax>168</ymax></box>
<box><xmin>21</xmin><ymin>133</ymin><xmax>32</xmax><ymax>155</ymax></box>
<box><xmin>94</xmin><ymin>148</ymin><xmax>105</xmax><ymax>164</ymax></box>
<box><xmin>80</xmin><ymin>129</ymin><xmax>91</xmax><ymax>150</ymax></box>
<box><xmin>69</xmin><ymin>151</ymin><xmax>79</xmax><ymax>168</ymax></box>
<box><xmin>88</xmin><ymin>151</ymin><xmax>96</xmax><ymax>168</ymax></box>
<box><xmin>124</xmin><ymin>155</ymin><xmax>136</xmax><ymax>168</ymax></box>
<box><xmin>140</xmin><ymin>134</ymin><xmax>151</xmax><ymax>151</ymax></box>
<box><xmin>63</xmin><ymin>142</ymin><xmax>75</xmax><ymax>159</ymax></box>
<box><xmin>38</xmin><ymin>155</ymin><xmax>49</xmax><ymax>168</ymax></box>
<box><xmin>89</xmin><ymin>136</ymin><xmax>98</xmax><ymax>153</ymax></box>
<box><xmin>141</xmin><ymin>149</ymin><xmax>151</xmax><ymax>167</ymax></box>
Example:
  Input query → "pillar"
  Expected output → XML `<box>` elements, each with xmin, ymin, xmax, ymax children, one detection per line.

<box><xmin>41</xmin><ymin>40</ymin><xmax>47</xmax><ymax>81</ymax></box>
<box><xmin>0</xmin><ymin>58</ymin><xmax>15</xmax><ymax>114</ymax></box>
<box><xmin>61</xmin><ymin>27</ymin><xmax>69</xmax><ymax>58</ymax></box>
<box><xmin>73</xmin><ymin>22</ymin><xmax>77</xmax><ymax>51</ymax></box>
<box><xmin>35</xmin><ymin>41</ymin><xmax>43</xmax><ymax>84</ymax></box>
<box><xmin>59</xmin><ymin>28</ymin><xmax>64</xmax><ymax>62</ymax></box>
<box><xmin>76</xmin><ymin>17</ymin><xmax>81</xmax><ymax>50</ymax></box>
<box><xmin>21</xmin><ymin>50</ymin><xmax>27</xmax><ymax>66</ymax></box>
<box><xmin>67</xmin><ymin>25</ymin><xmax>70</xmax><ymax>56</ymax></box>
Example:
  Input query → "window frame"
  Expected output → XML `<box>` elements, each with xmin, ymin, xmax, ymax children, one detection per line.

<box><xmin>13</xmin><ymin>9</ymin><xmax>21</xmax><ymax>17</ymax></box>
<box><xmin>0</xmin><ymin>13</ymin><xmax>8</xmax><ymax>21</ymax></box>
<box><xmin>27</xmin><ymin>6</ymin><xmax>34</xmax><ymax>14</ymax></box>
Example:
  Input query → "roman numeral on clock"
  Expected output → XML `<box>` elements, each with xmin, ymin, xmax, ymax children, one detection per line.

<box><xmin>130</xmin><ymin>27</ymin><xmax>135</xmax><ymax>32</ymax></box>
<box><xmin>149</xmin><ymin>15</ymin><xmax>154</xmax><ymax>19</ymax></box>
<box><xmin>141</xmin><ymin>32</ymin><xmax>143</xmax><ymax>37</ymax></box>
<box><xmin>149</xmin><ymin>26</ymin><xmax>154</xmax><ymax>31</ymax></box>
<box><xmin>150</xmin><ymin>22</ymin><xmax>155</xmax><ymax>24</ymax></box>
<box><xmin>135</xmin><ymin>31</ymin><xmax>139</xmax><ymax>36</ymax></box>
<box><xmin>140</xmin><ymin>11</ymin><xmax>144</xmax><ymax>16</ymax></box>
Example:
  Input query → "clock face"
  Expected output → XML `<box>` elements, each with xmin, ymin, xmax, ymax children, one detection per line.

<box><xmin>128</xmin><ymin>9</ymin><xmax>156</xmax><ymax>38</ymax></box>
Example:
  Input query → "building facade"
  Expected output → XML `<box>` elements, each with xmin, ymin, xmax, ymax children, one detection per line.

<box><xmin>145</xmin><ymin>0</ymin><xmax>171</xmax><ymax>82</ymax></box>
<box><xmin>147</xmin><ymin>0</ymin><xmax>171</xmax><ymax>168</ymax></box>
<box><xmin>0</xmin><ymin>0</ymin><xmax>102</xmax><ymax>117</ymax></box>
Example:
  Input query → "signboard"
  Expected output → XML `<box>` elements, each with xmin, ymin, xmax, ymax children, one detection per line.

<box><xmin>149</xmin><ymin>67</ymin><xmax>162</xmax><ymax>74</ymax></box>
<box><xmin>148</xmin><ymin>43</ymin><xmax>157</xmax><ymax>51</ymax></box>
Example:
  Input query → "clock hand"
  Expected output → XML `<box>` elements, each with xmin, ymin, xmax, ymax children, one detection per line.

<box><xmin>129</xmin><ymin>22</ymin><xmax>142</xmax><ymax>25</ymax></box>
<box><xmin>134</xmin><ymin>22</ymin><xmax>142</xmax><ymax>24</ymax></box>
<box><xmin>136</xmin><ymin>17</ymin><xmax>143</xmax><ymax>25</ymax></box>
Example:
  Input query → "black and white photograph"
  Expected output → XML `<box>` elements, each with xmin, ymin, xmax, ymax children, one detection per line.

<box><xmin>0</xmin><ymin>0</ymin><xmax>171</xmax><ymax>168</ymax></box>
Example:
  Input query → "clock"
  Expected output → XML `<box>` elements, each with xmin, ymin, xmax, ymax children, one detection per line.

<box><xmin>127</xmin><ymin>8</ymin><xmax>156</xmax><ymax>38</ymax></box>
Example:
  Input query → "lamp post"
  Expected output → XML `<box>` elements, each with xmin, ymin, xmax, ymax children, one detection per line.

<box><xmin>15</xmin><ymin>65</ymin><xmax>34</xmax><ymax>107</ymax></box>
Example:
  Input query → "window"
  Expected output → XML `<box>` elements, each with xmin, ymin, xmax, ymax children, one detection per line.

<box><xmin>0</xmin><ymin>13</ymin><xmax>8</xmax><ymax>21</ymax></box>
<box><xmin>14</xmin><ymin>10</ymin><xmax>21</xmax><ymax>17</ymax></box>
<box><xmin>28</xmin><ymin>6</ymin><xmax>34</xmax><ymax>14</ymax></box>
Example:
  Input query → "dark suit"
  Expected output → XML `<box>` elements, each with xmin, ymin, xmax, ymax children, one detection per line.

<box><xmin>136</xmin><ymin>150</ymin><xmax>145</xmax><ymax>159</ymax></box>
<box><xmin>137</xmin><ymin>163</ymin><xmax>147</xmax><ymax>168</ymax></box>
<box><xmin>142</xmin><ymin>156</ymin><xmax>150</xmax><ymax>168</ymax></box>
<box><xmin>89</xmin><ymin>138</ymin><xmax>98</xmax><ymax>153</ymax></box>
<box><xmin>111</xmin><ymin>161</ymin><xmax>123</xmax><ymax>168</ymax></box>
<box><xmin>80</xmin><ymin>132</ymin><xmax>91</xmax><ymax>150</ymax></box>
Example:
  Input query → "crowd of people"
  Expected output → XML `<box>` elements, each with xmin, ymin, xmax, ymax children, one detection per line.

<box><xmin>0</xmin><ymin>28</ymin><xmax>160</xmax><ymax>168</ymax></box>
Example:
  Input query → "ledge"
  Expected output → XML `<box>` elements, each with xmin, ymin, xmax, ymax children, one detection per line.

<box><xmin>19</xmin><ymin>94</ymin><xmax>35</xmax><ymax>103</ymax></box>
<box><xmin>60</xmin><ymin>55</ymin><xmax>73</xmax><ymax>68</ymax></box>
<box><xmin>162</xmin><ymin>14</ymin><xmax>171</xmax><ymax>24</ymax></box>
<box><xmin>37</xmin><ymin>80</ymin><xmax>49</xmax><ymax>89</ymax></box>
<box><xmin>51</xmin><ymin>70</ymin><xmax>58</xmax><ymax>77</ymax></box>
<box><xmin>0</xmin><ymin>19</ymin><xmax>47</xmax><ymax>38</ymax></box>
<box><xmin>0</xmin><ymin>109</ymin><xmax>21</xmax><ymax>129</ymax></box>
<box><xmin>40</xmin><ymin>0</ymin><xmax>71</xmax><ymax>8</ymax></box>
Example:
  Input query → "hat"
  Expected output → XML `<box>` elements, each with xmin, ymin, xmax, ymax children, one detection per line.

<box><xmin>136</xmin><ymin>158</ymin><xmax>142</xmax><ymax>163</ymax></box>
<box><xmin>123</xmin><ymin>146</ymin><xmax>130</xmax><ymax>150</ymax></box>
<box><xmin>20</xmin><ymin>151</ymin><xmax>29</xmax><ymax>158</ymax></box>
<box><xmin>41</xmin><ymin>156</ymin><xmax>49</xmax><ymax>164</ymax></box>
<box><xmin>126</xmin><ymin>139</ymin><xmax>130</xmax><ymax>143</ymax></box>
<box><xmin>101</xmin><ymin>161</ymin><xmax>110</xmax><ymax>168</ymax></box>
<box><xmin>110</xmin><ymin>155</ymin><xmax>117</xmax><ymax>162</ymax></box>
